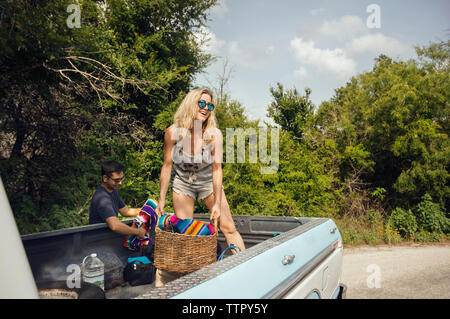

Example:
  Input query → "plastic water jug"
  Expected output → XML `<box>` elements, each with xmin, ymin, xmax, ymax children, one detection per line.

<box><xmin>81</xmin><ymin>253</ymin><xmax>104</xmax><ymax>290</ymax></box>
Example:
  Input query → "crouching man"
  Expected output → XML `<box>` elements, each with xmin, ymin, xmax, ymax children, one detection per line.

<box><xmin>89</xmin><ymin>160</ymin><xmax>145</xmax><ymax>239</ymax></box>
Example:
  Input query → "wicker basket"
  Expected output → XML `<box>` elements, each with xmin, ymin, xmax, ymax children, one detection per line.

<box><xmin>154</xmin><ymin>217</ymin><xmax>218</xmax><ymax>274</ymax></box>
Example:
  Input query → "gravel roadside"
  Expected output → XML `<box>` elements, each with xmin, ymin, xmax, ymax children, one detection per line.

<box><xmin>341</xmin><ymin>243</ymin><xmax>450</xmax><ymax>299</ymax></box>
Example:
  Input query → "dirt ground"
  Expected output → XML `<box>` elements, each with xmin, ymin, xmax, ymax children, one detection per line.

<box><xmin>341</xmin><ymin>243</ymin><xmax>450</xmax><ymax>299</ymax></box>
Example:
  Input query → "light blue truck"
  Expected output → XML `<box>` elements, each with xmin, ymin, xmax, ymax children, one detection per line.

<box><xmin>0</xmin><ymin>179</ymin><xmax>346</xmax><ymax>299</ymax></box>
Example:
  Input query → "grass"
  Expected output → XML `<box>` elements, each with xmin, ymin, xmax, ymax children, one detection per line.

<box><xmin>333</xmin><ymin>213</ymin><xmax>448</xmax><ymax>246</ymax></box>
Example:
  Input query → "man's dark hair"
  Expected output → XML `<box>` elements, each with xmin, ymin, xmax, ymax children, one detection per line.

<box><xmin>101</xmin><ymin>160</ymin><xmax>124</xmax><ymax>177</ymax></box>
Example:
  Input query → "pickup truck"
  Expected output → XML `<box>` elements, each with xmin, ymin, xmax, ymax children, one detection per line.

<box><xmin>0</xmin><ymin>179</ymin><xmax>346</xmax><ymax>299</ymax></box>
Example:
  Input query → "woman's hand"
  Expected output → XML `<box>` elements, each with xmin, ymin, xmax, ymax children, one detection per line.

<box><xmin>155</xmin><ymin>203</ymin><xmax>165</xmax><ymax>216</ymax></box>
<box><xmin>210</xmin><ymin>202</ymin><xmax>221</xmax><ymax>222</ymax></box>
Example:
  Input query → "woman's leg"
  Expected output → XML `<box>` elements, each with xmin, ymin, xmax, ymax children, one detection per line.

<box><xmin>156</xmin><ymin>189</ymin><xmax>195</xmax><ymax>288</ymax></box>
<box><xmin>202</xmin><ymin>189</ymin><xmax>245</xmax><ymax>252</ymax></box>
<box><xmin>172</xmin><ymin>190</ymin><xmax>195</xmax><ymax>219</ymax></box>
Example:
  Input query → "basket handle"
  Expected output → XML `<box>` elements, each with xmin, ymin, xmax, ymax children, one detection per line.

<box><xmin>212</xmin><ymin>217</ymin><xmax>218</xmax><ymax>235</ymax></box>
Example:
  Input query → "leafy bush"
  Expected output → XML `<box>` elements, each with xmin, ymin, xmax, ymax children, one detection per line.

<box><xmin>414</xmin><ymin>230</ymin><xmax>446</xmax><ymax>243</ymax></box>
<box><xmin>363</xmin><ymin>230</ymin><xmax>382</xmax><ymax>245</ymax></box>
<box><xmin>341</xmin><ymin>227</ymin><xmax>364</xmax><ymax>245</ymax></box>
<box><xmin>367</xmin><ymin>209</ymin><xmax>384</xmax><ymax>228</ymax></box>
<box><xmin>415</xmin><ymin>194</ymin><xmax>449</xmax><ymax>234</ymax></box>
<box><xmin>388</xmin><ymin>207</ymin><xmax>418</xmax><ymax>238</ymax></box>
<box><xmin>383</xmin><ymin>223</ymin><xmax>403</xmax><ymax>244</ymax></box>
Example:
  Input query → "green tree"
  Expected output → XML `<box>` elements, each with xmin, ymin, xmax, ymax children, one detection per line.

<box><xmin>312</xmin><ymin>41</ymin><xmax>449</xmax><ymax>212</ymax></box>
<box><xmin>0</xmin><ymin>0</ymin><xmax>218</xmax><ymax>233</ymax></box>
<box><xmin>267</xmin><ymin>83</ymin><xmax>314</xmax><ymax>140</ymax></box>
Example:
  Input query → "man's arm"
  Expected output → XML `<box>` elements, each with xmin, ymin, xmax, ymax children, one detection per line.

<box><xmin>119</xmin><ymin>206</ymin><xmax>140</xmax><ymax>217</ymax></box>
<box><xmin>105</xmin><ymin>216</ymin><xmax>146</xmax><ymax>238</ymax></box>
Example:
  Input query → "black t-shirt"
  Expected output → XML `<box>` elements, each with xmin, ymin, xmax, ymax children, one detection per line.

<box><xmin>89</xmin><ymin>186</ymin><xmax>126</xmax><ymax>224</ymax></box>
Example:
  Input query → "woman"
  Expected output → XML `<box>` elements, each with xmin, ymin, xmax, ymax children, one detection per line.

<box><xmin>156</xmin><ymin>87</ymin><xmax>245</xmax><ymax>252</ymax></box>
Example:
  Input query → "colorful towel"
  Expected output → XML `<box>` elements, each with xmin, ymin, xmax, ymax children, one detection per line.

<box><xmin>123</xmin><ymin>199</ymin><xmax>158</xmax><ymax>252</ymax></box>
<box><xmin>158</xmin><ymin>213</ymin><xmax>214</xmax><ymax>236</ymax></box>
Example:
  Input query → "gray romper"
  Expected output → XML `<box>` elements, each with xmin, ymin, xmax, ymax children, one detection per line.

<box><xmin>172</xmin><ymin>127</ymin><xmax>214</xmax><ymax>200</ymax></box>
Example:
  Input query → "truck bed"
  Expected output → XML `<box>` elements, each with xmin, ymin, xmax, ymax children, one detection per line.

<box><xmin>21</xmin><ymin>215</ymin><xmax>344</xmax><ymax>299</ymax></box>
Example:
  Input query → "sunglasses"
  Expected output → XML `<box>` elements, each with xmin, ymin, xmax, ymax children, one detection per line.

<box><xmin>198</xmin><ymin>100</ymin><xmax>215</xmax><ymax>111</ymax></box>
<box><xmin>108</xmin><ymin>176</ymin><xmax>125</xmax><ymax>183</ymax></box>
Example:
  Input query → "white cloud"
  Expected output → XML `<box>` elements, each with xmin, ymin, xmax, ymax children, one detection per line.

<box><xmin>193</xmin><ymin>26</ymin><xmax>225</xmax><ymax>55</ymax></box>
<box><xmin>296</xmin><ymin>14</ymin><xmax>413</xmax><ymax>70</ymax></box>
<box><xmin>265</xmin><ymin>45</ymin><xmax>275</xmax><ymax>56</ymax></box>
<box><xmin>318</xmin><ymin>15</ymin><xmax>367</xmax><ymax>41</ymax></box>
<box><xmin>346</xmin><ymin>33</ymin><xmax>413</xmax><ymax>57</ymax></box>
<box><xmin>315</xmin><ymin>15</ymin><xmax>412</xmax><ymax>57</ymax></box>
<box><xmin>290</xmin><ymin>37</ymin><xmax>356</xmax><ymax>79</ymax></box>
<box><xmin>310</xmin><ymin>8</ymin><xmax>325</xmax><ymax>16</ymax></box>
<box><xmin>294</xmin><ymin>66</ymin><xmax>308</xmax><ymax>78</ymax></box>
<box><xmin>228</xmin><ymin>41</ymin><xmax>275</xmax><ymax>69</ymax></box>
<box><xmin>193</xmin><ymin>27</ymin><xmax>276</xmax><ymax>69</ymax></box>
<box><xmin>209</xmin><ymin>0</ymin><xmax>228</xmax><ymax>17</ymax></box>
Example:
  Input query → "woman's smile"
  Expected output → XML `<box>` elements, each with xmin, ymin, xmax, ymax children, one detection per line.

<box><xmin>195</xmin><ymin>93</ymin><xmax>212</xmax><ymax>121</ymax></box>
<box><xmin>198</xmin><ymin>109</ymin><xmax>208</xmax><ymax>117</ymax></box>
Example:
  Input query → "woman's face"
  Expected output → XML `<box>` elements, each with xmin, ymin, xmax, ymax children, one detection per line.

<box><xmin>194</xmin><ymin>93</ymin><xmax>214</xmax><ymax>123</ymax></box>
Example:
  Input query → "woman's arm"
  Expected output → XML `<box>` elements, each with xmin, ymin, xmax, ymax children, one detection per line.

<box><xmin>157</xmin><ymin>126</ymin><xmax>176</xmax><ymax>214</ymax></box>
<box><xmin>211</xmin><ymin>128</ymin><xmax>224</xmax><ymax>220</ymax></box>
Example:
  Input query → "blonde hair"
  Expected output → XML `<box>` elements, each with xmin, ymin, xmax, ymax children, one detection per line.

<box><xmin>173</xmin><ymin>88</ymin><xmax>218</xmax><ymax>141</ymax></box>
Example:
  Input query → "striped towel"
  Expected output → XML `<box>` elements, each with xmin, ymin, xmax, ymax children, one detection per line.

<box><xmin>158</xmin><ymin>213</ymin><xmax>214</xmax><ymax>236</ymax></box>
<box><xmin>123</xmin><ymin>199</ymin><xmax>158</xmax><ymax>251</ymax></box>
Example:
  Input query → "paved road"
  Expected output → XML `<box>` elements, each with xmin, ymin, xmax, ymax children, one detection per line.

<box><xmin>341</xmin><ymin>243</ymin><xmax>450</xmax><ymax>299</ymax></box>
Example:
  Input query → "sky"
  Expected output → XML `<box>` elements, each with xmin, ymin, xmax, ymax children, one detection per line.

<box><xmin>192</xmin><ymin>0</ymin><xmax>450</xmax><ymax>124</ymax></box>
